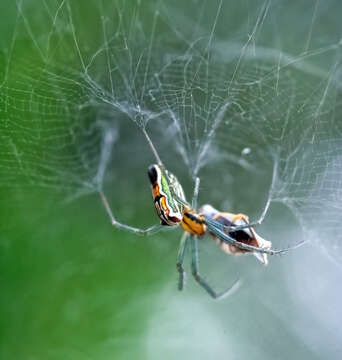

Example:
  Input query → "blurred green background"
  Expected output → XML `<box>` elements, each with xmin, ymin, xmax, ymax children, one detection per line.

<box><xmin>1</xmin><ymin>1</ymin><xmax>342</xmax><ymax>359</ymax></box>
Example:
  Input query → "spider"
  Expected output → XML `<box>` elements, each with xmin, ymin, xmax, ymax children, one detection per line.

<box><xmin>99</xmin><ymin>130</ymin><xmax>305</xmax><ymax>299</ymax></box>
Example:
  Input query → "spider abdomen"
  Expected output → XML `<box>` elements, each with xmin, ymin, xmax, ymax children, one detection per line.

<box><xmin>148</xmin><ymin>164</ymin><xmax>185</xmax><ymax>226</ymax></box>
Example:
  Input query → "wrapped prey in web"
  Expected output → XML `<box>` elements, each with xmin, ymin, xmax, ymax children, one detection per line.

<box><xmin>200</xmin><ymin>204</ymin><xmax>272</xmax><ymax>265</ymax></box>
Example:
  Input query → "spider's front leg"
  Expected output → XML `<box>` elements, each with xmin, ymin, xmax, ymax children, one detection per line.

<box><xmin>208</xmin><ymin>222</ymin><xmax>307</xmax><ymax>255</ymax></box>
<box><xmin>226</xmin><ymin>198</ymin><xmax>272</xmax><ymax>232</ymax></box>
<box><xmin>221</xmin><ymin>220</ymin><xmax>261</xmax><ymax>233</ymax></box>
<box><xmin>100</xmin><ymin>191</ymin><xmax>163</xmax><ymax>235</ymax></box>
<box><xmin>190</xmin><ymin>235</ymin><xmax>240</xmax><ymax>300</ymax></box>
<box><xmin>176</xmin><ymin>232</ymin><xmax>189</xmax><ymax>291</ymax></box>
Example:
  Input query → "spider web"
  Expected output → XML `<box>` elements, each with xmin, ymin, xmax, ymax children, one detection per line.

<box><xmin>1</xmin><ymin>0</ymin><xmax>342</xmax><ymax>267</ymax></box>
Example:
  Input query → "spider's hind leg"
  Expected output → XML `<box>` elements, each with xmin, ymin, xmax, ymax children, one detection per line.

<box><xmin>100</xmin><ymin>191</ymin><xmax>163</xmax><ymax>235</ymax></box>
<box><xmin>190</xmin><ymin>235</ymin><xmax>240</xmax><ymax>300</ymax></box>
<box><xmin>176</xmin><ymin>232</ymin><xmax>189</xmax><ymax>291</ymax></box>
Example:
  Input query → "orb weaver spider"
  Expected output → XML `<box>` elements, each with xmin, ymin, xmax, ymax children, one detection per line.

<box><xmin>99</xmin><ymin>130</ymin><xmax>305</xmax><ymax>299</ymax></box>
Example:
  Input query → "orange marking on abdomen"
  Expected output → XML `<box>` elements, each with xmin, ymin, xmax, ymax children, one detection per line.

<box><xmin>152</xmin><ymin>184</ymin><xmax>161</xmax><ymax>199</ymax></box>
<box><xmin>160</xmin><ymin>196</ymin><xmax>170</xmax><ymax>216</ymax></box>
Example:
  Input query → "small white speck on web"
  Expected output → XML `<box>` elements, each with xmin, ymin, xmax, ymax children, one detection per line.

<box><xmin>241</xmin><ymin>147</ymin><xmax>251</xmax><ymax>156</ymax></box>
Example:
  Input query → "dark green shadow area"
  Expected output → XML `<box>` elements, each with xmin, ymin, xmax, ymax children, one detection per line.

<box><xmin>0</xmin><ymin>186</ymin><xmax>178</xmax><ymax>360</ymax></box>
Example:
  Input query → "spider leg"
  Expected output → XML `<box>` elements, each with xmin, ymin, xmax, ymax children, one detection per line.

<box><xmin>190</xmin><ymin>235</ymin><xmax>240</xmax><ymax>300</ymax></box>
<box><xmin>176</xmin><ymin>232</ymin><xmax>189</xmax><ymax>291</ymax></box>
<box><xmin>224</xmin><ymin>199</ymin><xmax>271</xmax><ymax>232</ymax></box>
<box><xmin>173</xmin><ymin>177</ymin><xmax>200</xmax><ymax>209</ymax></box>
<box><xmin>221</xmin><ymin>198</ymin><xmax>272</xmax><ymax>232</ymax></box>
<box><xmin>207</xmin><ymin>221</ymin><xmax>307</xmax><ymax>255</ymax></box>
<box><xmin>100</xmin><ymin>191</ymin><xmax>164</xmax><ymax>235</ymax></box>
<box><xmin>192</xmin><ymin>177</ymin><xmax>200</xmax><ymax>209</ymax></box>
<box><xmin>218</xmin><ymin>220</ymin><xmax>261</xmax><ymax>233</ymax></box>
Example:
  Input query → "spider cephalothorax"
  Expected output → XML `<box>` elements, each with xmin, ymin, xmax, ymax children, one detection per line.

<box><xmin>180</xmin><ymin>206</ymin><xmax>207</xmax><ymax>236</ymax></box>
